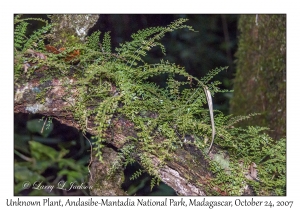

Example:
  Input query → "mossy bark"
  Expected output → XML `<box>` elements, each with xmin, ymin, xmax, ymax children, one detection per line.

<box><xmin>48</xmin><ymin>14</ymin><xmax>99</xmax><ymax>47</ymax></box>
<box><xmin>89</xmin><ymin>147</ymin><xmax>127</xmax><ymax>196</ymax></box>
<box><xmin>13</xmin><ymin>78</ymin><xmax>215</xmax><ymax>195</ymax></box>
<box><xmin>14</xmin><ymin>15</ymin><xmax>259</xmax><ymax>196</ymax></box>
<box><xmin>230</xmin><ymin>15</ymin><xmax>286</xmax><ymax>140</ymax></box>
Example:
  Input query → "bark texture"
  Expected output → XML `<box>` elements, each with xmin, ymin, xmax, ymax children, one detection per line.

<box><xmin>230</xmin><ymin>15</ymin><xmax>286</xmax><ymax>140</ymax></box>
<box><xmin>14</xmin><ymin>78</ymin><xmax>214</xmax><ymax>195</ymax></box>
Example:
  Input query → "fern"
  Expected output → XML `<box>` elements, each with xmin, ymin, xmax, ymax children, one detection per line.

<box><xmin>102</xmin><ymin>32</ymin><xmax>112</xmax><ymax>53</ymax></box>
<box><xmin>14</xmin><ymin>21</ymin><xmax>29</xmax><ymax>50</ymax></box>
<box><xmin>150</xmin><ymin>176</ymin><xmax>160</xmax><ymax>191</ymax></box>
<box><xmin>23</xmin><ymin>24</ymin><xmax>52</xmax><ymax>51</ymax></box>
<box><xmin>14</xmin><ymin>16</ymin><xmax>51</xmax><ymax>52</ymax></box>
<box><xmin>14</xmin><ymin>16</ymin><xmax>286</xmax><ymax>195</ymax></box>
<box><xmin>226</xmin><ymin>113</ymin><xmax>261</xmax><ymax>128</ymax></box>
<box><xmin>130</xmin><ymin>169</ymin><xmax>143</xmax><ymax>180</ymax></box>
<box><xmin>116</xmin><ymin>18</ymin><xmax>195</xmax><ymax>66</ymax></box>
<box><xmin>200</xmin><ymin>66</ymin><xmax>228</xmax><ymax>84</ymax></box>
<box><xmin>86</xmin><ymin>30</ymin><xmax>101</xmax><ymax>51</ymax></box>
<box><xmin>14</xmin><ymin>14</ymin><xmax>49</xmax><ymax>25</ymax></box>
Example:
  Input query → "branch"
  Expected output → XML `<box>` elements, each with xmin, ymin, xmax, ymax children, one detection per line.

<box><xmin>14</xmin><ymin>78</ymin><xmax>225</xmax><ymax>195</ymax></box>
<box><xmin>14</xmin><ymin>77</ymin><xmax>254</xmax><ymax>196</ymax></box>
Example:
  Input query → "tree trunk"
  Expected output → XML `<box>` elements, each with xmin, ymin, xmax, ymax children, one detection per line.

<box><xmin>230</xmin><ymin>15</ymin><xmax>286</xmax><ymax>140</ymax></box>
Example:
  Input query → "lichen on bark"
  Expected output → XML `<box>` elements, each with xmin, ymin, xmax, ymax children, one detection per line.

<box><xmin>48</xmin><ymin>14</ymin><xmax>99</xmax><ymax>47</ymax></box>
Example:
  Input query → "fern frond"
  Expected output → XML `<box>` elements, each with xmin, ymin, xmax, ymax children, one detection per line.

<box><xmin>14</xmin><ymin>21</ymin><xmax>29</xmax><ymax>50</ymax></box>
<box><xmin>226</xmin><ymin>113</ymin><xmax>261</xmax><ymax>128</ymax></box>
<box><xmin>131</xmin><ymin>26</ymin><xmax>165</xmax><ymax>40</ymax></box>
<box><xmin>14</xmin><ymin>14</ymin><xmax>23</xmax><ymax>24</ymax></box>
<box><xmin>102</xmin><ymin>32</ymin><xmax>112</xmax><ymax>53</ymax></box>
<box><xmin>86</xmin><ymin>30</ymin><xmax>101</xmax><ymax>51</ymax></box>
<box><xmin>200</xmin><ymin>66</ymin><xmax>228</xmax><ymax>84</ymax></box>
<box><xmin>130</xmin><ymin>169</ymin><xmax>143</xmax><ymax>180</ymax></box>
<box><xmin>116</xmin><ymin>18</ymin><xmax>195</xmax><ymax>67</ymax></box>
<box><xmin>14</xmin><ymin>15</ymin><xmax>49</xmax><ymax>25</ymax></box>
<box><xmin>14</xmin><ymin>16</ymin><xmax>50</xmax><ymax>51</ymax></box>
<box><xmin>150</xmin><ymin>176</ymin><xmax>160</xmax><ymax>191</ymax></box>
<box><xmin>23</xmin><ymin>24</ymin><xmax>52</xmax><ymax>51</ymax></box>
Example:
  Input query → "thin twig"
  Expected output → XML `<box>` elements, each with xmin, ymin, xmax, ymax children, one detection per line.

<box><xmin>40</xmin><ymin>117</ymin><xmax>48</xmax><ymax>134</ymax></box>
<box><xmin>14</xmin><ymin>150</ymin><xmax>33</xmax><ymax>162</ymax></box>
<box><xmin>82</xmin><ymin>133</ymin><xmax>93</xmax><ymax>181</ymax></box>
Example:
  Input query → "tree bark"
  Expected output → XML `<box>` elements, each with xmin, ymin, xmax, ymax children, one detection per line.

<box><xmin>14</xmin><ymin>76</ymin><xmax>257</xmax><ymax>196</ymax></box>
<box><xmin>230</xmin><ymin>15</ymin><xmax>286</xmax><ymax>140</ymax></box>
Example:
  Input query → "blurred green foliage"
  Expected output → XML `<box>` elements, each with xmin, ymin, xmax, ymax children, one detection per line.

<box><xmin>14</xmin><ymin>114</ymin><xmax>90</xmax><ymax>195</ymax></box>
<box><xmin>26</xmin><ymin>118</ymin><xmax>53</xmax><ymax>138</ymax></box>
